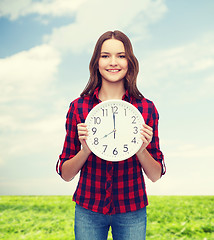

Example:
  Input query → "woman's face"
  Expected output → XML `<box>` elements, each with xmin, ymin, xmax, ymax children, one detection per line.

<box><xmin>98</xmin><ymin>39</ymin><xmax>128</xmax><ymax>84</ymax></box>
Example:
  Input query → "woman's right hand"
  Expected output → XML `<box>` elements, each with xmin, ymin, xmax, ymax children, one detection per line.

<box><xmin>61</xmin><ymin>123</ymin><xmax>91</xmax><ymax>181</ymax></box>
<box><xmin>77</xmin><ymin>123</ymin><xmax>91</xmax><ymax>155</ymax></box>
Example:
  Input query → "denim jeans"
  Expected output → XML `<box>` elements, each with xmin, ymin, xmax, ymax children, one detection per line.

<box><xmin>75</xmin><ymin>204</ymin><xmax>147</xmax><ymax>240</ymax></box>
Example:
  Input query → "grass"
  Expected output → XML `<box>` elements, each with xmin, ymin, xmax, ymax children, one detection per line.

<box><xmin>0</xmin><ymin>196</ymin><xmax>213</xmax><ymax>239</ymax></box>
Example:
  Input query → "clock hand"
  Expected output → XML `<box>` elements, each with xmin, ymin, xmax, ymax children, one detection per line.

<box><xmin>102</xmin><ymin>129</ymin><xmax>117</xmax><ymax>139</ymax></box>
<box><xmin>102</xmin><ymin>130</ymin><xmax>114</xmax><ymax>139</ymax></box>
<box><xmin>113</xmin><ymin>112</ymin><xmax>116</xmax><ymax>139</ymax></box>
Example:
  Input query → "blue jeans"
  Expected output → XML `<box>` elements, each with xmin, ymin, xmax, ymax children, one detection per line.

<box><xmin>75</xmin><ymin>204</ymin><xmax>147</xmax><ymax>240</ymax></box>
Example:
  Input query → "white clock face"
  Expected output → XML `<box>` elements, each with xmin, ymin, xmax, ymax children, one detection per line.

<box><xmin>85</xmin><ymin>99</ymin><xmax>144</xmax><ymax>161</ymax></box>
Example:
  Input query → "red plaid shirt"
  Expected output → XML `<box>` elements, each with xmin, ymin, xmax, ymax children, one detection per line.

<box><xmin>56</xmin><ymin>87</ymin><xmax>165</xmax><ymax>215</ymax></box>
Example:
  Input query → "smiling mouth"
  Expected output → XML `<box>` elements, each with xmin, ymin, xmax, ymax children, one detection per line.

<box><xmin>106</xmin><ymin>69</ymin><xmax>121</xmax><ymax>72</ymax></box>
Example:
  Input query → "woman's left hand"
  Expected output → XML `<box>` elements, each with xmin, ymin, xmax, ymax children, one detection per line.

<box><xmin>137</xmin><ymin>124</ymin><xmax>153</xmax><ymax>154</ymax></box>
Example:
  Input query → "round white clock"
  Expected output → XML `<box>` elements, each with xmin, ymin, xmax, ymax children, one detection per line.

<box><xmin>85</xmin><ymin>99</ymin><xmax>144</xmax><ymax>161</ymax></box>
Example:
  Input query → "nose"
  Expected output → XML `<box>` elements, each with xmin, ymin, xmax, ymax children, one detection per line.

<box><xmin>110</xmin><ymin>56</ymin><xmax>117</xmax><ymax>66</ymax></box>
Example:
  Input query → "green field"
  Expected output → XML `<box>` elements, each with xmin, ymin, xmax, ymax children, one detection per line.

<box><xmin>0</xmin><ymin>196</ymin><xmax>213</xmax><ymax>239</ymax></box>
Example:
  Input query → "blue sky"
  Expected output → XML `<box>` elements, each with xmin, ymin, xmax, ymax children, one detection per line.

<box><xmin>0</xmin><ymin>0</ymin><xmax>213</xmax><ymax>195</ymax></box>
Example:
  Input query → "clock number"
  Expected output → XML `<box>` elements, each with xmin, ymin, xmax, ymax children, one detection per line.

<box><xmin>94</xmin><ymin>116</ymin><xmax>101</xmax><ymax>124</ymax></box>
<box><xmin>113</xmin><ymin>148</ymin><xmax>118</xmax><ymax>155</ymax></box>
<box><xmin>124</xmin><ymin>108</ymin><xmax>127</xmax><ymax>116</ymax></box>
<box><xmin>131</xmin><ymin>137</ymin><xmax>136</xmax><ymax>144</ymax></box>
<box><xmin>92</xmin><ymin>127</ymin><xmax>97</xmax><ymax>135</ymax></box>
<box><xmin>111</xmin><ymin>106</ymin><xmax>118</xmax><ymax>114</ymax></box>
<box><xmin>132</xmin><ymin>116</ymin><xmax>136</xmax><ymax>124</ymax></box>
<box><xmin>133</xmin><ymin>126</ymin><xmax>138</xmax><ymax>134</ymax></box>
<box><xmin>123</xmin><ymin>144</ymin><xmax>128</xmax><ymax>152</ymax></box>
<box><xmin>101</xmin><ymin>108</ymin><xmax>108</xmax><ymax>117</ymax></box>
<box><xmin>94</xmin><ymin>137</ymin><xmax>99</xmax><ymax>145</ymax></box>
<box><xmin>103</xmin><ymin>145</ymin><xmax>107</xmax><ymax>153</ymax></box>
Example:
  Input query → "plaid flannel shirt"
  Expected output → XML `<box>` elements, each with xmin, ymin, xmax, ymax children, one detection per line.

<box><xmin>56</xmin><ymin>87</ymin><xmax>165</xmax><ymax>215</ymax></box>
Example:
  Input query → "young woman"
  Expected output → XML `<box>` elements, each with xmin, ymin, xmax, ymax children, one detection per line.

<box><xmin>56</xmin><ymin>30</ymin><xmax>165</xmax><ymax>240</ymax></box>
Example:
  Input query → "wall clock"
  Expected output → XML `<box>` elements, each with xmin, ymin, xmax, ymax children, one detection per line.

<box><xmin>85</xmin><ymin>99</ymin><xmax>144</xmax><ymax>161</ymax></box>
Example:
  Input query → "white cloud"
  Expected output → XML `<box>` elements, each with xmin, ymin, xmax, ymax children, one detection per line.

<box><xmin>139</xmin><ymin>32</ymin><xmax>214</xmax><ymax>87</ymax></box>
<box><xmin>0</xmin><ymin>0</ymin><xmax>167</xmax><ymax>53</ymax></box>
<box><xmin>44</xmin><ymin>0</ymin><xmax>167</xmax><ymax>53</ymax></box>
<box><xmin>0</xmin><ymin>0</ymin><xmax>87</xmax><ymax>20</ymax></box>
<box><xmin>0</xmin><ymin>0</ymin><xmax>30</xmax><ymax>20</ymax></box>
<box><xmin>27</xmin><ymin>0</ymin><xmax>87</xmax><ymax>17</ymax></box>
<box><xmin>138</xmin><ymin>32</ymin><xmax>214</xmax><ymax>104</ymax></box>
<box><xmin>5</xmin><ymin>113</ymin><xmax>66</xmax><ymax>158</ymax></box>
<box><xmin>0</xmin><ymin>44</ymin><xmax>61</xmax><ymax>103</ymax></box>
<box><xmin>0</xmin><ymin>43</ymin><xmax>62</xmax><ymax>166</ymax></box>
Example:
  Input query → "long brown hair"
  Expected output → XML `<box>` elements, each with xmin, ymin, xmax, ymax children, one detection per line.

<box><xmin>80</xmin><ymin>30</ymin><xmax>143</xmax><ymax>99</ymax></box>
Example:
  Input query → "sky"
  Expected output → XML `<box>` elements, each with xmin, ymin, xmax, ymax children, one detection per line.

<box><xmin>0</xmin><ymin>0</ymin><xmax>213</xmax><ymax>196</ymax></box>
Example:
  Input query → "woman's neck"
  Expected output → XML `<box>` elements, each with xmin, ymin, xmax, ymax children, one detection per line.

<box><xmin>98</xmin><ymin>81</ymin><xmax>126</xmax><ymax>101</ymax></box>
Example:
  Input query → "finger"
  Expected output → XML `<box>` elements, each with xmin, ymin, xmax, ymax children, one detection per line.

<box><xmin>140</xmin><ymin>136</ymin><xmax>150</xmax><ymax>148</ymax></box>
<box><xmin>140</xmin><ymin>128</ymin><xmax>153</xmax><ymax>137</ymax></box>
<box><xmin>77</xmin><ymin>123</ymin><xmax>88</xmax><ymax>136</ymax></box>
<box><xmin>140</xmin><ymin>129</ymin><xmax>153</xmax><ymax>143</ymax></box>
<box><xmin>141</xmin><ymin>129</ymin><xmax>153</xmax><ymax>139</ymax></box>
<box><xmin>141</xmin><ymin>124</ymin><xmax>153</xmax><ymax>135</ymax></box>
<box><xmin>77</xmin><ymin>123</ymin><xmax>87</xmax><ymax>129</ymax></box>
<box><xmin>77</xmin><ymin>122</ymin><xmax>87</xmax><ymax>126</ymax></box>
<box><xmin>141</xmin><ymin>127</ymin><xmax>153</xmax><ymax>135</ymax></box>
<box><xmin>79</xmin><ymin>135</ymin><xmax>88</xmax><ymax>141</ymax></box>
<box><xmin>140</xmin><ymin>134</ymin><xmax>147</xmax><ymax>143</ymax></box>
<box><xmin>140</xmin><ymin>133</ymin><xmax>152</xmax><ymax>144</ymax></box>
<box><xmin>141</xmin><ymin>131</ymin><xmax>152</xmax><ymax>140</ymax></box>
<box><xmin>78</xmin><ymin>132</ymin><xmax>88</xmax><ymax>138</ymax></box>
<box><xmin>78</xmin><ymin>126</ymin><xmax>88</xmax><ymax>132</ymax></box>
<box><xmin>142</xmin><ymin>124</ymin><xmax>153</xmax><ymax>131</ymax></box>
<box><xmin>78</xmin><ymin>129</ymin><xmax>88</xmax><ymax>136</ymax></box>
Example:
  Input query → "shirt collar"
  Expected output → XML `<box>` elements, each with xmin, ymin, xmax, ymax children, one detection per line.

<box><xmin>122</xmin><ymin>89</ymin><xmax>131</xmax><ymax>102</ymax></box>
<box><xmin>93</xmin><ymin>87</ymin><xmax>131</xmax><ymax>103</ymax></box>
<box><xmin>93</xmin><ymin>87</ymin><xmax>101</xmax><ymax>102</ymax></box>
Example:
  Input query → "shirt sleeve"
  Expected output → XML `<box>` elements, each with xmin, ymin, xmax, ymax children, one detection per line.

<box><xmin>146</xmin><ymin>102</ymin><xmax>166</xmax><ymax>176</ymax></box>
<box><xmin>56</xmin><ymin>101</ymin><xmax>81</xmax><ymax>176</ymax></box>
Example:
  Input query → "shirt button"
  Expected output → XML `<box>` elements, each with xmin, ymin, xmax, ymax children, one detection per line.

<box><xmin>107</xmin><ymin>163</ymin><xmax>113</xmax><ymax>172</ymax></box>
<box><xmin>106</xmin><ymin>181</ymin><xmax>111</xmax><ymax>189</ymax></box>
